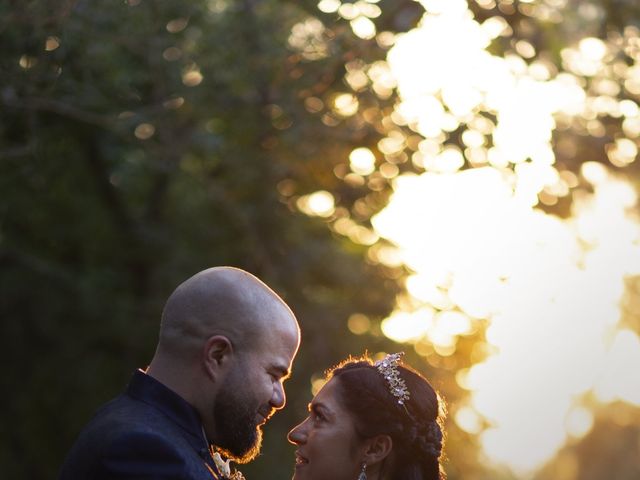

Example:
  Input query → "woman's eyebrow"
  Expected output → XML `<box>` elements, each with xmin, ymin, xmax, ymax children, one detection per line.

<box><xmin>308</xmin><ymin>401</ymin><xmax>333</xmax><ymax>417</ymax></box>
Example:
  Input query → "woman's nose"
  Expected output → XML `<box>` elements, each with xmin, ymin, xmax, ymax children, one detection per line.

<box><xmin>287</xmin><ymin>418</ymin><xmax>309</xmax><ymax>445</ymax></box>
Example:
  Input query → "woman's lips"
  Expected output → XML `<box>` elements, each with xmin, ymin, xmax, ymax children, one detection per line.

<box><xmin>295</xmin><ymin>451</ymin><xmax>309</xmax><ymax>467</ymax></box>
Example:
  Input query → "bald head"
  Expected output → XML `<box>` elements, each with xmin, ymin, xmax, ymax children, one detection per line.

<box><xmin>157</xmin><ymin>267</ymin><xmax>298</xmax><ymax>361</ymax></box>
<box><xmin>147</xmin><ymin>267</ymin><xmax>300</xmax><ymax>457</ymax></box>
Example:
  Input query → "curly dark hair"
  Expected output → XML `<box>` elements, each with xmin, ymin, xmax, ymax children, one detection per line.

<box><xmin>327</xmin><ymin>355</ymin><xmax>445</xmax><ymax>480</ymax></box>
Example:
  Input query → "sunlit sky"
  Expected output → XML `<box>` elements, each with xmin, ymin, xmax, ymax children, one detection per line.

<box><xmin>293</xmin><ymin>0</ymin><xmax>640</xmax><ymax>475</ymax></box>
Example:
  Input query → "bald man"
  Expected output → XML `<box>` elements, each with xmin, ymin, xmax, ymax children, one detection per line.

<box><xmin>59</xmin><ymin>267</ymin><xmax>300</xmax><ymax>480</ymax></box>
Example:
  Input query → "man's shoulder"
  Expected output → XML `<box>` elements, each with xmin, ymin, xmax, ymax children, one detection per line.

<box><xmin>64</xmin><ymin>394</ymin><xmax>168</xmax><ymax>452</ymax></box>
<box><xmin>93</xmin><ymin>392</ymin><xmax>174</xmax><ymax>430</ymax></box>
<box><xmin>77</xmin><ymin>391</ymin><xmax>191</xmax><ymax>451</ymax></box>
<box><xmin>59</xmin><ymin>394</ymin><xmax>214</xmax><ymax>479</ymax></box>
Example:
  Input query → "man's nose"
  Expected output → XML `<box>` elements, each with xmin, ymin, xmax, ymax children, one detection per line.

<box><xmin>270</xmin><ymin>381</ymin><xmax>286</xmax><ymax>410</ymax></box>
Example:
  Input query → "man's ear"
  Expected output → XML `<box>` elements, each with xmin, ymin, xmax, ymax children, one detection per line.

<box><xmin>362</xmin><ymin>434</ymin><xmax>393</xmax><ymax>465</ymax></box>
<box><xmin>202</xmin><ymin>335</ymin><xmax>233</xmax><ymax>381</ymax></box>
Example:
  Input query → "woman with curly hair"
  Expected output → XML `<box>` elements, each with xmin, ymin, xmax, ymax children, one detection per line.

<box><xmin>288</xmin><ymin>353</ymin><xmax>445</xmax><ymax>480</ymax></box>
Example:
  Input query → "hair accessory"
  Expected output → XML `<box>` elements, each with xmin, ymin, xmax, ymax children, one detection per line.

<box><xmin>374</xmin><ymin>352</ymin><xmax>410</xmax><ymax>405</ymax></box>
<box><xmin>357</xmin><ymin>462</ymin><xmax>367</xmax><ymax>480</ymax></box>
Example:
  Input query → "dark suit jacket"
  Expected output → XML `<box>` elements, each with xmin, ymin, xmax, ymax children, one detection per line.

<box><xmin>59</xmin><ymin>370</ymin><xmax>223</xmax><ymax>479</ymax></box>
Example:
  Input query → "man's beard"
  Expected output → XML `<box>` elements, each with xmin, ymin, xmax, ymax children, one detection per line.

<box><xmin>212</xmin><ymin>375</ymin><xmax>263</xmax><ymax>464</ymax></box>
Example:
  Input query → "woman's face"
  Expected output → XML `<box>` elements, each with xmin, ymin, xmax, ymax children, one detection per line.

<box><xmin>287</xmin><ymin>377</ymin><xmax>365</xmax><ymax>480</ymax></box>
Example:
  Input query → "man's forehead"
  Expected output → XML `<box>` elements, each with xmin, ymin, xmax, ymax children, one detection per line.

<box><xmin>251</xmin><ymin>317</ymin><xmax>298</xmax><ymax>370</ymax></box>
<box><xmin>260</xmin><ymin>319</ymin><xmax>300</xmax><ymax>351</ymax></box>
<box><xmin>253</xmin><ymin>334</ymin><xmax>295</xmax><ymax>362</ymax></box>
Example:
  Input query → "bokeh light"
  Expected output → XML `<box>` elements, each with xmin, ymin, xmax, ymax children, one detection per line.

<box><xmin>374</xmin><ymin>164</ymin><xmax>640</xmax><ymax>473</ymax></box>
<box><xmin>349</xmin><ymin>147</ymin><xmax>377</xmax><ymax>175</ymax></box>
<box><xmin>295</xmin><ymin>0</ymin><xmax>640</xmax><ymax>474</ymax></box>
<box><xmin>297</xmin><ymin>190</ymin><xmax>336</xmax><ymax>217</ymax></box>
<box><xmin>375</xmin><ymin>0</ymin><xmax>640</xmax><ymax>474</ymax></box>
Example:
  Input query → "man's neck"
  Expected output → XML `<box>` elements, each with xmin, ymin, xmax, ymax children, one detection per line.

<box><xmin>146</xmin><ymin>355</ymin><xmax>195</xmax><ymax>405</ymax></box>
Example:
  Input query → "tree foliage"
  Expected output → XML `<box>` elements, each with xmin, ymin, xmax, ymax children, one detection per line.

<box><xmin>0</xmin><ymin>1</ymin><xmax>407</xmax><ymax>478</ymax></box>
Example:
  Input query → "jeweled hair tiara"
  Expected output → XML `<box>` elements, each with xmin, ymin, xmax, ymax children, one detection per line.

<box><xmin>374</xmin><ymin>352</ymin><xmax>410</xmax><ymax>405</ymax></box>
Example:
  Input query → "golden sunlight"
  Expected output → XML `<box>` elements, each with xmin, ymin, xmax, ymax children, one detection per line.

<box><xmin>370</xmin><ymin>1</ymin><xmax>640</xmax><ymax>475</ymax></box>
<box><xmin>295</xmin><ymin>0</ymin><xmax>640</xmax><ymax>473</ymax></box>
<box><xmin>349</xmin><ymin>147</ymin><xmax>377</xmax><ymax>175</ymax></box>
<box><xmin>297</xmin><ymin>190</ymin><xmax>336</xmax><ymax>217</ymax></box>
<box><xmin>374</xmin><ymin>164</ymin><xmax>640</xmax><ymax>473</ymax></box>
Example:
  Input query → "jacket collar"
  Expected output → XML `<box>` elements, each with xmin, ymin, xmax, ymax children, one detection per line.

<box><xmin>126</xmin><ymin>369</ymin><xmax>223</xmax><ymax>477</ymax></box>
<box><xmin>127</xmin><ymin>369</ymin><xmax>204</xmax><ymax>440</ymax></box>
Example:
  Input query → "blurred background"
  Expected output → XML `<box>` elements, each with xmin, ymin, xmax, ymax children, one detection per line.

<box><xmin>1</xmin><ymin>0</ymin><xmax>639</xmax><ymax>478</ymax></box>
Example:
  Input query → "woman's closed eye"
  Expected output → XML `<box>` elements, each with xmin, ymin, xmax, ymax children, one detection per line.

<box><xmin>309</xmin><ymin>404</ymin><xmax>328</xmax><ymax>424</ymax></box>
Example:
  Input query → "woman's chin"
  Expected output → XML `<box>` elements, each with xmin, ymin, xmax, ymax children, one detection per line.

<box><xmin>292</xmin><ymin>466</ymin><xmax>308</xmax><ymax>480</ymax></box>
